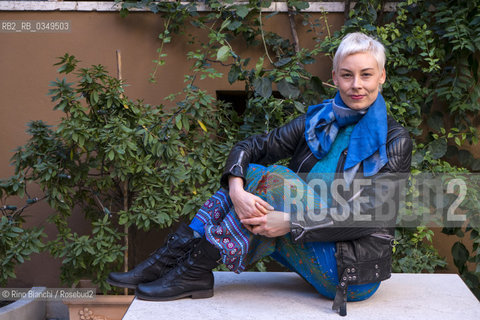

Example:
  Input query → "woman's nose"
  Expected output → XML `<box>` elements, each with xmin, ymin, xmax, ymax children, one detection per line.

<box><xmin>352</xmin><ymin>76</ymin><xmax>362</xmax><ymax>88</ymax></box>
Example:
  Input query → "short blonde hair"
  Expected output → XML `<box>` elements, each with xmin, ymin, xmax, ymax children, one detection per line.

<box><xmin>332</xmin><ymin>32</ymin><xmax>386</xmax><ymax>72</ymax></box>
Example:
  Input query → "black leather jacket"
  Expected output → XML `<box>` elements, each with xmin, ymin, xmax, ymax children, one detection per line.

<box><xmin>221</xmin><ymin>113</ymin><xmax>412</xmax><ymax>315</ymax></box>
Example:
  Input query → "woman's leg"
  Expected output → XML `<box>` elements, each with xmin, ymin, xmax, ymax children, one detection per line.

<box><xmin>190</xmin><ymin>163</ymin><xmax>326</xmax><ymax>274</ymax></box>
<box><xmin>271</xmin><ymin>236</ymin><xmax>380</xmax><ymax>302</ymax></box>
<box><xmin>189</xmin><ymin>163</ymin><xmax>324</xmax><ymax>273</ymax></box>
<box><xmin>245</xmin><ymin>164</ymin><xmax>380</xmax><ymax>301</ymax></box>
<box><xmin>188</xmin><ymin>164</ymin><xmax>277</xmax><ymax>273</ymax></box>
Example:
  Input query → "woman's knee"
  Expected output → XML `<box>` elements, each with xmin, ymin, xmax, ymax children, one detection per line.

<box><xmin>347</xmin><ymin>282</ymin><xmax>381</xmax><ymax>302</ymax></box>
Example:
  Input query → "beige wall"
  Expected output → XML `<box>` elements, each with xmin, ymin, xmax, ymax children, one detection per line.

<box><xmin>0</xmin><ymin>10</ymin><xmax>467</xmax><ymax>288</ymax></box>
<box><xmin>0</xmin><ymin>10</ymin><xmax>338</xmax><ymax>171</ymax></box>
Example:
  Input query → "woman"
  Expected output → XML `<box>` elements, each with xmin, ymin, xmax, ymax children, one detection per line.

<box><xmin>108</xmin><ymin>32</ymin><xmax>412</xmax><ymax>316</ymax></box>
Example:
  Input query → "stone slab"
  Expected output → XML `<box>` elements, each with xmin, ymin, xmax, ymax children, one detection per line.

<box><xmin>122</xmin><ymin>272</ymin><xmax>480</xmax><ymax>320</ymax></box>
<box><xmin>0</xmin><ymin>287</ymin><xmax>46</xmax><ymax>320</ymax></box>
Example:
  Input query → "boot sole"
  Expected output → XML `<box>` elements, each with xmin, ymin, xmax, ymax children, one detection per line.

<box><xmin>135</xmin><ymin>289</ymin><xmax>213</xmax><ymax>301</ymax></box>
<box><xmin>106</xmin><ymin>277</ymin><xmax>138</xmax><ymax>289</ymax></box>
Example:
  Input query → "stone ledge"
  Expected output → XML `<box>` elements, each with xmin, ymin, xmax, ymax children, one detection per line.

<box><xmin>0</xmin><ymin>287</ymin><xmax>46</xmax><ymax>320</ymax></box>
<box><xmin>123</xmin><ymin>272</ymin><xmax>479</xmax><ymax>320</ymax></box>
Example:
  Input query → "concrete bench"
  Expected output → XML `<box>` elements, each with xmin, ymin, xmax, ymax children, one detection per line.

<box><xmin>122</xmin><ymin>272</ymin><xmax>480</xmax><ymax>320</ymax></box>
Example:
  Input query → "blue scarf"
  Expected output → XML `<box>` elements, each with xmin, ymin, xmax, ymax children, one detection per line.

<box><xmin>304</xmin><ymin>91</ymin><xmax>388</xmax><ymax>179</ymax></box>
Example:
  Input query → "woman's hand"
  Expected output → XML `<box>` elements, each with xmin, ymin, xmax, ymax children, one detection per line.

<box><xmin>241</xmin><ymin>211</ymin><xmax>291</xmax><ymax>238</ymax></box>
<box><xmin>229</xmin><ymin>176</ymin><xmax>274</xmax><ymax>221</ymax></box>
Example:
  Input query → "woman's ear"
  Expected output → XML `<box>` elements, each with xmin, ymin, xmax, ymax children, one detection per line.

<box><xmin>379</xmin><ymin>68</ymin><xmax>386</xmax><ymax>84</ymax></box>
<box><xmin>332</xmin><ymin>70</ymin><xmax>338</xmax><ymax>86</ymax></box>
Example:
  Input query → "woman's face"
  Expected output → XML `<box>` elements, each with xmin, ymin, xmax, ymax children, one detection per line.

<box><xmin>332</xmin><ymin>52</ymin><xmax>386</xmax><ymax>110</ymax></box>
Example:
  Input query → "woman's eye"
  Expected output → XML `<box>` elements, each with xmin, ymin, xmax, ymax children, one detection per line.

<box><xmin>362</xmin><ymin>73</ymin><xmax>372</xmax><ymax>77</ymax></box>
<box><xmin>341</xmin><ymin>74</ymin><xmax>352</xmax><ymax>78</ymax></box>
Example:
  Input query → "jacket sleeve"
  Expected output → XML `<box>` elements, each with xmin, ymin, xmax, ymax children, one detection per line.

<box><xmin>220</xmin><ymin>115</ymin><xmax>306</xmax><ymax>189</ymax></box>
<box><xmin>290</xmin><ymin>135</ymin><xmax>413</xmax><ymax>243</ymax></box>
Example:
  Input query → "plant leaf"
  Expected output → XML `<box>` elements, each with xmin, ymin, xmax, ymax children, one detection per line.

<box><xmin>216</xmin><ymin>46</ymin><xmax>230</xmax><ymax>62</ymax></box>
<box><xmin>253</xmin><ymin>77</ymin><xmax>272</xmax><ymax>98</ymax></box>
<box><xmin>428</xmin><ymin>139</ymin><xmax>447</xmax><ymax>159</ymax></box>
<box><xmin>277</xmin><ymin>79</ymin><xmax>300</xmax><ymax>99</ymax></box>
<box><xmin>197</xmin><ymin>120</ymin><xmax>208</xmax><ymax>132</ymax></box>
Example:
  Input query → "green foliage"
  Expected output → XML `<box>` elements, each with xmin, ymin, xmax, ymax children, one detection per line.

<box><xmin>48</xmin><ymin>215</ymin><xmax>124</xmax><ymax>291</ymax></box>
<box><xmin>392</xmin><ymin>227</ymin><xmax>447</xmax><ymax>273</ymax></box>
<box><xmin>0</xmin><ymin>216</ymin><xmax>45</xmax><ymax>286</ymax></box>
<box><xmin>0</xmin><ymin>173</ymin><xmax>47</xmax><ymax>286</ymax></box>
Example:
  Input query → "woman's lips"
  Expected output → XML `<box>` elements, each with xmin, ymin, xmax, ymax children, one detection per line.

<box><xmin>350</xmin><ymin>95</ymin><xmax>364</xmax><ymax>100</ymax></box>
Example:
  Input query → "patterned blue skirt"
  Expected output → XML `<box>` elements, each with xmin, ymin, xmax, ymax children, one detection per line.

<box><xmin>191</xmin><ymin>164</ymin><xmax>379</xmax><ymax>301</ymax></box>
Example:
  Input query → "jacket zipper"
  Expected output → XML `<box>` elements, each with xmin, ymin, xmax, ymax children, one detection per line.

<box><xmin>292</xmin><ymin>220</ymin><xmax>335</xmax><ymax>242</ymax></box>
<box><xmin>370</xmin><ymin>233</ymin><xmax>396</xmax><ymax>247</ymax></box>
<box><xmin>296</xmin><ymin>153</ymin><xmax>313</xmax><ymax>174</ymax></box>
<box><xmin>370</xmin><ymin>233</ymin><xmax>393</xmax><ymax>240</ymax></box>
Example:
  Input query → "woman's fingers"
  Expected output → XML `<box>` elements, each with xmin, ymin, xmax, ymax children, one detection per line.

<box><xmin>242</xmin><ymin>211</ymin><xmax>291</xmax><ymax>238</ymax></box>
<box><xmin>241</xmin><ymin>216</ymin><xmax>267</xmax><ymax>235</ymax></box>
<box><xmin>253</xmin><ymin>197</ymin><xmax>274</xmax><ymax>216</ymax></box>
<box><xmin>230</xmin><ymin>190</ymin><xmax>256</xmax><ymax>219</ymax></box>
<box><xmin>242</xmin><ymin>222</ymin><xmax>252</xmax><ymax>231</ymax></box>
<box><xmin>254</xmin><ymin>201</ymin><xmax>270</xmax><ymax>215</ymax></box>
<box><xmin>244</xmin><ymin>198</ymin><xmax>264</xmax><ymax>218</ymax></box>
<box><xmin>244</xmin><ymin>224</ymin><xmax>255</xmax><ymax>233</ymax></box>
<box><xmin>238</xmin><ymin>192</ymin><xmax>269</xmax><ymax>218</ymax></box>
<box><xmin>241</xmin><ymin>216</ymin><xmax>264</xmax><ymax>226</ymax></box>
<box><xmin>255</xmin><ymin>197</ymin><xmax>274</xmax><ymax>211</ymax></box>
<box><xmin>231</xmin><ymin>189</ymin><xmax>274</xmax><ymax>220</ymax></box>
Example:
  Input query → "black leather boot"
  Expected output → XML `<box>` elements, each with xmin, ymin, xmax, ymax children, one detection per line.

<box><xmin>135</xmin><ymin>237</ymin><xmax>221</xmax><ymax>301</ymax></box>
<box><xmin>107</xmin><ymin>223</ymin><xmax>198</xmax><ymax>289</ymax></box>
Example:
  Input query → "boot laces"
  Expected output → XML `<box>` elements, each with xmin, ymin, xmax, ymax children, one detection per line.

<box><xmin>154</xmin><ymin>242</ymin><xmax>197</xmax><ymax>279</ymax></box>
<box><xmin>173</xmin><ymin>242</ymin><xmax>201</xmax><ymax>269</ymax></box>
<box><xmin>146</xmin><ymin>233</ymin><xmax>177</xmax><ymax>263</ymax></box>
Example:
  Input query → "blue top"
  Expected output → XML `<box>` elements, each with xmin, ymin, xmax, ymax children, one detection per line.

<box><xmin>306</xmin><ymin>125</ymin><xmax>354</xmax><ymax>207</ymax></box>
